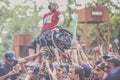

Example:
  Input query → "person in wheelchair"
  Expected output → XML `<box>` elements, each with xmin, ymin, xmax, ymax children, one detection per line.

<box><xmin>41</xmin><ymin>2</ymin><xmax>64</xmax><ymax>33</ymax></box>
<box><xmin>29</xmin><ymin>2</ymin><xmax>64</xmax><ymax>55</ymax></box>
<box><xmin>29</xmin><ymin>2</ymin><xmax>73</xmax><ymax>58</ymax></box>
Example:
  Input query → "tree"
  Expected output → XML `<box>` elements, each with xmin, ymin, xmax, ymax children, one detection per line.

<box><xmin>0</xmin><ymin>0</ymin><xmax>42</xmax><ymax>54</ymax></box>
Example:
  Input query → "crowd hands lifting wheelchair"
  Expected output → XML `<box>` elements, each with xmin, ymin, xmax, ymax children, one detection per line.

<box><xmin>1</xmin><ymin>2</ymin><xmax>120</xmax><ymax>80</ymax></box>
<box><xmin>1</xmin><ymin>40</ymin><xmax>120</xmax><ymax>80</ymax></box>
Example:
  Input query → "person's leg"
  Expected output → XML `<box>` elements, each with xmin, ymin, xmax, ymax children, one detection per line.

<box><xmin>28</xmin><ymin>39</ymin><xmax>37</xmax><ymax>55</ymax></box>
<box><xmin>29</xmin><ymin>48</ymin><xmax>35</xmax><ymax>55</ymax></box>
<box><xmin>36</xmin><ymin>43</ymin><xmax>41</xmax><ymax>53</ymax></box>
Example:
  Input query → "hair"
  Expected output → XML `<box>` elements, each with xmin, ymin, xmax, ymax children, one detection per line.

<box><xmin>57</xmin><ymin>65</ymin><xmax>67</xmax><ymax>74</ymax></box>
<box><xmin>82</xmin><ymin>64</ymin><xmax>92</xmax><ymax>78</ymax></box>
<box><xmin>39</xmin><ymin>72</ymin><xmax>50</xmax><ymax>80</ymax></box>
<box><xmin>97</xmin><ymin>62</ymin><xmax>105</xmax><ymax>71</ymax></box>
<box><xmin>48</xmin><ymin>2</ymin><xmax>58</xmax><ymax>10</ymax></box>
<box><xmin>70</xmin><ymin>65</ymin><xmax>85</xmax><ymax>80</ymax></box>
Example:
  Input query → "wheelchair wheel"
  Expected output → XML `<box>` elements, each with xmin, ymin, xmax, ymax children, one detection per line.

<box><xmin>51</xmin><ymin>29</ymin><xmax>72</xmax><ymax>53</ymax></box>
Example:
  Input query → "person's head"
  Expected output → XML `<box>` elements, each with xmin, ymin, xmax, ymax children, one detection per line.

<box><xmin>103</xmin><ymin>55</ymin><xmax>111</xmax><ymax>61</ymax></box>
<box><xmin>10</xmin><ymin>72</ymin><xmax>21</xmax><ymax>80</ymax></box>
<box><xmin>4</xmin><ymin>51</ymin><xmax>18</xmax><ymax>66</ymax></box>
<box><xmin>48</xmin><ymin>2</ymin><xmax>58</xmax><ymax>12</ymax></box>
<box><xmin>32</xmin><ymin>66</ymin><xmax>40</xmax><ymax>75</ymax></box>
<box><xmin>68</xmin><ymin>65</ymin><xmax>84</xmax><ymax>80</ymax></box>
<box><xmin>105</xmin><ymin>57</ymin><xmax>120</xmax><ymax>73</ymax></box>
<box><xmin>93</xmin><ymin>62</ymin><xmax>105</xmax><ymax>80</ymax></box>
<box><xmin>56</xmin><ymin>65</ymin><xmax>67</xmax><ymax>79</ymax></box>
<box><xmin>82</xmin><ymin>64</ymin><xmax>91</xmax><ymax>78</ymax></box>
<box><xmin>39</xmin><ymin>73</ymin><xmax>50</xmax><ymax>80</ymax></box>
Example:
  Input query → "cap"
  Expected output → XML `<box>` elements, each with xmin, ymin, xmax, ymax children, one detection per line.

<box><xmin>106</xmin><ymin>57</ymin><xmax>120</xmax><ymax>67</ymax></box>
<box><xmin>103</xmin><ymin>55</ymin><xmax>115</xmax><ymax>61</ymax></box>
<box><xmin>95</xmin><ymin>60</ymin><xmax>102</xmax><ymax>65</ymax></box>
<box><xmin>4</xmin><ymin>51</ymin><xmax>16</xmax><ymax>62</ymax></box>
<box><xmin>82</xmin><ymin>64</ymin><xmax>91</xmax><ymax>78</ymax></box>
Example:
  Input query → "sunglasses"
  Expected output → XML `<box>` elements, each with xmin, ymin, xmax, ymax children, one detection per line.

<box><xmin>57</xmin><ymin>69</ymin><xmax>62</xmax><ymax>72</ymax></box>
<box><xmin>8</xmin><ymin>59</ymin><xmax>14</xmax><ymax>62</ymax></box>
<box><xmin>105</xmin><ymin>66</ymin><xmax>110</xmax><ymax>69</ymax></box>
<box><xmin>95</xmin><ymin>68</ymin><xmax>101</xmax><ymax>71</ymax></box>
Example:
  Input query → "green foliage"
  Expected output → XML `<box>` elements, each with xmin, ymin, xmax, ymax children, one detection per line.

<box><xmin>0</xmin><ymin>0</ymin><xmax>120</xmax><ymax>54</ymax></box>
<box><xmin>0</xmin><ymin>0</ymin><xmax>41</xmax><ymax>54</ymax></box>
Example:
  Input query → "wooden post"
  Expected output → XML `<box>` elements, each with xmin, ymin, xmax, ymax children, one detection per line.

<box><xmin>73</xmin><ymin>7</ymin><xmax>109</xmax><ymax>52</ymax></box>
<box><xmin>107</xmin><ymin>14</ymin><xmax>110</xmax><ymax>48</ymax></box>
<box><xmin>14</xmin><ymin>34</ymin><xmax>32</xmax><ymax>58</ymax></box>
<box><xmin>84</xmin><ymin>7</ymin><xmax>88</xmax><ymax>53</ymax></box>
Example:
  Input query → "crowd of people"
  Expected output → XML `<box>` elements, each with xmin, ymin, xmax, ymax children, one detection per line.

<box><xmin>0</xmin><ymin>1</ymin><xmax>120</xmax><ymax>80</ymax></box>
<box><xmin>0</xmin><ymin>40</ymin><xmax>120</xmax><ymax>80</ymax></box>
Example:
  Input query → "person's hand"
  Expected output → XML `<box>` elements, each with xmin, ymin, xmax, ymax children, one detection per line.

<box><xmin>8</xmin><ymin>70</ymin><xmax>16</xmax><ymax>75</ymax></box>
<box><xmin>45</xmin><ymin>60</ymin><xmax>49</xmax><ymax>68</ymax></box>
<box><xmin>0</xmin><ymin>70</ymin><xmax>15</xmax><ymax>80</ymax></box>
<box><xmin>53</xmin><ymin>27</ymin><xmax>59</xmax><ymax>33</ymax></box>
<box><xmin>93</xmin><ymin>45</ymin><xmax>101</xmax><ymax>53</ymax></box>
<box><xmin>63</xmin><ymin>75</ymin><xmax>71</xmax><ymax>80</ymax></box>
<box><xmin>38</xmin><ymin>49</ymin><xmax>45</xmax><ymax>55</ymax></box>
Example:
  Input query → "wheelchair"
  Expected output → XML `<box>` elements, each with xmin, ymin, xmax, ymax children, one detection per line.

<box><xmin>39</xmin><ymin>28</ymin><xmax>72</xmax><ymax>53</ymax></box>
<box><xmin>29</xmin><ymin>28</ymin><xmax>72</xmax><ymax>54</ymax></box>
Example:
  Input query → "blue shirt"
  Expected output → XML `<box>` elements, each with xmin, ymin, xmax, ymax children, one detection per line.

<box><xmin>103</xmin><ymin>67</ymin><xmax>120</xmax><ymax>80</ymax></box>
<box><xmin>0</xmin><ymin>60</ymin><xmax>18</xmax><ymax>77</ymax></box>
<box><xmin>0</xmin><ymin>63</ymin><xmax>13</xmax><ymax>77</ymax></box>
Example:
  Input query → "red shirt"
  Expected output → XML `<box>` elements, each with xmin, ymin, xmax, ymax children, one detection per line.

<box><xmin>41</xmin><ymin>11</ymin><xmax>61</xmax><ymax>33</ymax></box>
